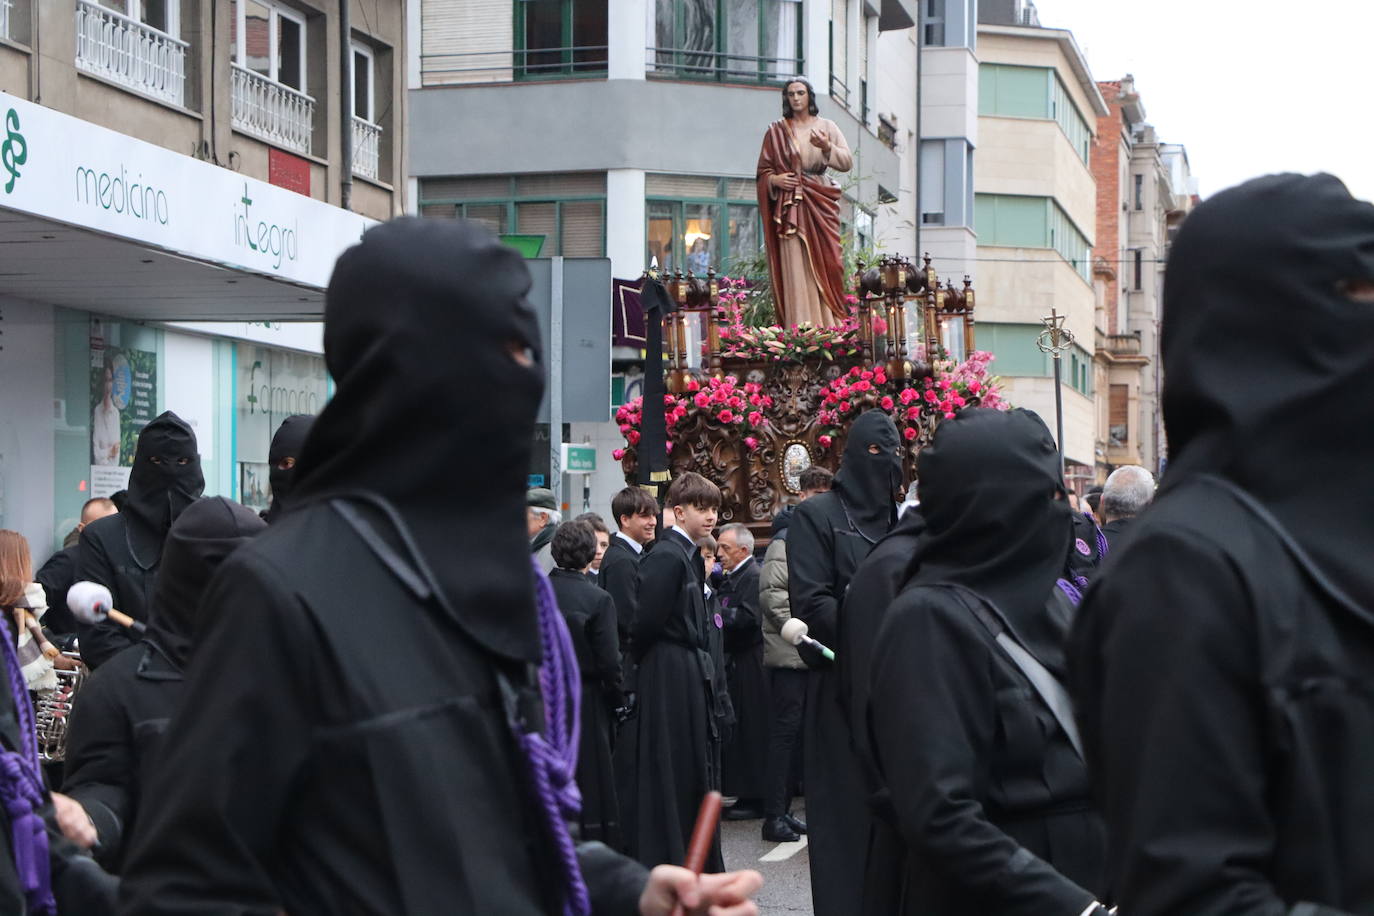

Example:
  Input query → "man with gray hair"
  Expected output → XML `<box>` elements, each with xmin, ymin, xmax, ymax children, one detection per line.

<box><xmin>526</xmin><ymin>488</ymin><xmax>561</xmax><ymax>573</ymax></box>
<box><xmin>1100</xmin><ymin>464</ymin><xmax>1154</xmax><ymax>551</ymax></box>
<box><xmin>715</xmin><ymin>522</ymin><xmax>769</xmax><ymax>822</ymax></box>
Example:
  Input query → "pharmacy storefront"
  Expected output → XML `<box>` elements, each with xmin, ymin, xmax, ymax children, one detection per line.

<box><xmin>0</xmin><ymin>91</ymin><xmax>373</xmax><ymax>558</ymax></box>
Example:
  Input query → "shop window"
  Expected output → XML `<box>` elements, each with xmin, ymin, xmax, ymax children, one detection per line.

<box><xmin>645</xmin><ymin>175</ymin><xmax>762</xmax><ymax>274</ymax></box>
<box><xmin>650</xmin><ymin>0</ymin><xmax>802</xmax><ymax>84</ymax></box>
<box><xmin>516</xmin><ymin>0</ymin><xmax>607</xmax><ymax>78</ymax></box>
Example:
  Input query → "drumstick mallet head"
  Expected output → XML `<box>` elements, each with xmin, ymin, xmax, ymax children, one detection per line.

<box><xmin>780</xmin><ymin>618</ymin><xmax>836</xmax><ymax>661</ymax></box>
<box><xmin>67</xmin><ymin>581</ymin><xmax>147</xmax><ymax>633</ymax></box>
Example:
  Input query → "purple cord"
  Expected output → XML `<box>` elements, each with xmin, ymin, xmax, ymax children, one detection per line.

<box><xmin>523</xmin><ymin>559</ymin><xmax>590</xmax><ymax>916</ymax></box>
<box><xmin>0</xmin><ymin>617</ymin><xmax>54</xmax><ymax>914</ymax></box>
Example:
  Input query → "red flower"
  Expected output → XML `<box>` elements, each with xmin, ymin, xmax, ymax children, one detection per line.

<box><xmin>818</xmin><ymin>434</ymin><xmax>833</xmax><ymax>448</ymax></box>
<box><xmin>748</xmin><ymin>411</ymin><xmax>763</xmax><ymax>426</ymax></box>
<box><xmin>939</xmin><ymin>378</ymin><xmax>952</xmax><ymax>391</ymax></box>
<box><xmin>968</xmin><ymin>380</ymin><xmax>982</xmax><ymax>394</ymax></box>
<box><xmin>728</xmin><ymin>396</ymin><xmax>744</xmax><ymax>409</ymax></box>
<box><xmin>903</xmin><ymin>427</ymin><xmax>918</xmax><ymax>441</ymax></box>
<box><xmin>745</xmin><ymin>436</ymin><xmax>759</xmax><ymax>450</ymax></box>
<box><xmin>619</xmin><ymin>424</ymin><xmax>631</xmax><ymax>434</ymax></box>
<box><xmin>693</xmin><ymin>392</ymin><xmax>711</xmax><ymax>409</ymax></box>
<box><xmin>860</xmin><ymin>370</ymin><xmax>874</xmax><ymax>381</ymax></box>
<box><xmin>940</xmin><ymin>400</ymin><xmax>953</xmax><ymax>413</ymax></box>
<box><xmin>874</xmin><ymin>370</ymin><xmax>887</xmax><ymax>385</ymax></box>
<box><xmin>666</xmin><ymin>441</ymin><xmax>674</xmax><ymax>453</ymax></box>
<box><xmin>612</xmin><ymin>448</ymin><xmax>626</xmax><ymax>460</ymax></box>
<box><xmin>952</xmin><ymin>395</ymin><xmax>966</xmax><ymax>408</ymax></box>
<box><xmin>906</xmin><ymin>406</ymin><xmax>921</xmax><ymax>420</ymax></box>
<box><xmin>880</xmin><ymin>396</ymin><xmax>894</xmax><ymax>410</ymax></box>
<box><xmin>627</xmin><ymin>430</ymin><xmax>640</xmax><ymax>444</ymax></box>
<box><xmin>686</xmin><ymin>378</ymin><xmax>701</xmax><ymax>392</ymax></box>
<box><xmin>944</xmin><ymin>411</ymin><xmax>957</xmax><ymax>419</ymax></box>
<box><xmin>854</xmin><ymin>380</ymin><xmax>872</xmax><ymax>392</ymax></box>
<box><xmin>924</xmin><ymin>389</ymin><xmax>939</xmax><ymax>404</ymax></box>
<box><xmin>899</xmin><ymin>388</ymin><xmax>917</xmax><ymax>405</ymax></box>
<box><xmin>762</xmin><ymin>396</ymin><xmax>774</xmax><ymax>407</ymax></box>
<box><xmin>718</xmin><ymin>409</ymin><xmax>735</xmax><ymax>423</ymax></box>
<box><xmin>849</xmin><ymin>367</ymin><xmax>862</xmax><ymax>378</ymax></box>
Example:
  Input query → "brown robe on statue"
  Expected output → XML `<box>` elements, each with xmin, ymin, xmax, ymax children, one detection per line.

<box><xmin>756</xmin><ymin>117</ymin><xmax>854</xmax><ymax>328</ymax></box>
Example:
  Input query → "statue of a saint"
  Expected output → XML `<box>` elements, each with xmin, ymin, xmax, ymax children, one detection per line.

<box><xmin>756</xmin><ymin>77</ymin><xmax>854</xmax><ymax>327</ymax></box>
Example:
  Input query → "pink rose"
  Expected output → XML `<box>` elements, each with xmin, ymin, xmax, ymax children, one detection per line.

<box><xmin>762</xmin><ymin>396</ymin><xmax>774</xmax><ymax>407</ymax></box>
<box><xmin>968</xmin><ymin>380</ymin><xmax>982</xmax><ymax>394</ymax></box>
<box><xmin>686</xmin><ymin>378</ymin><xmax>700</xmax><ymax>392</ymax></box>
<box><xmin>675</xmin><ymin>406</ymin><xmax>688</xmax><ymax>418</ymax></box>
<box><xmin>952</xmin><ymin>396</ymin><xmax>966</xmax><ymax>407</ymax></box>
<box><xmin>880</xmin><ymin>396</ymin><xmax>894</xmax><ymax>410</ymax></box>
<box><xmin>874</xmin><ymin>371</ymin><xmax>887</xmax><ymax>385</ymax></box>
<box><xmin>899</xmin><ymin>388</ymin><xmax>917</xmax><ymax>405</ymax></box>
<box><xmin>903</xmin><ymin>427</ymin><xmax>918</xmax><ymax>441</ymax></box>
<box><xmin>861</xmin><ymin>370</ymin><xmax>874</xmax><ymax>381</ymax></box>
<box><xmin>612</xmin><ymin>448</ymin><xmax>625</xmax><ymax>460</ymax></box>
<box><xmin>944</xmin><ymin>411</ymin><xmax>957</xmax><ymax>419</ymax></box>
<box><xmin>906</xmin><ymin>406</ymin><xmax>921</xmax><ymax>420</ymax></box>
<box><xmin>666</xmin><ymin>441</ymin><xmax>674</xmax><ymax>453</ymax></box>
<box><xmin>924</xmin><ymin>389</ymin><xmax>939</xmax><ymax>404</ymax></box>
<box><xmin>693</xmin><ymin>392</ymin><xmax>711</xmax><ymax>408</ymax></box>
<box><xmin>745</xmin><ymin>436</ymin><xmax>759</xmax><ymax>450</ymax></box>
<box><xmin>939</xmin><ymin>378</ymin><xmax>952</xmax><ymax>391</ymax></box>
<box><xmin>872</xmin><ymin>316</ymin><xmax>888</xmax><ymax>335</ymax></box>
<box><xmin>748</xmin><ymin>411</ymin><xmax>763</xmax><ymax>426</ymax></box>
<box><xmin>818</xmin><ymin>435</ymin><xmax>833</xmax><ymax>448</ymax></box>
<box><xmin>718</xmin><ymin>409</ymin><xmax>735</xmax><ymax>423</ymax></box>
<box><xmin>854</xmin><ymin>380</ymin><xmax>872</xmax><ymax>392</ymax></box>
<box><xmin>627</xmin><ymin>430</ymin><xmax>640</xmax><ymax>444</ymax></box>
<box><xmin>940</xmin><ymin>400</ymin><xmax>953</xmax><ymax>413</ymax></box>
<box><xmin>728</xmin><ymin>396</ymin><xmax>744</xmax><ymax>409</ymax></box>
<box><xmin>619</xmin><ymin>424</ymin><xmax>631</xmax><ymax>434</ymax></box>
<box><xmin>849</xmin><ymin>367</ymin><xmax>862</xmax><ymax>378</ymax></box>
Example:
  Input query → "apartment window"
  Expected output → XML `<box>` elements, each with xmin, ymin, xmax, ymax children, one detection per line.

<box><xmin>1109</xmin><ymin>384</ymin><xmax>1129</xmax><ymax>447</ymax></box>
<box><xmin>350</xmin><ymin>44</ymin><xmax>373</xmax><ymax>121</ymax></box>
<box><xmin>1132</xmin><ymin>249</ymin><xmax>1142</xmax><ymax>291</ymax></box>
<box><xmin>980</xmin><ymin>64</ymin><xmax>1092</xmax><ymax>163</ymax></box>
<box><xmin>645</xmin><ymin>175</ymin><xmax>760</xmax><ymax>274</ymax></box>
<box><xmin>418</xmin><ymin>174</ymin><xmax>607</xmax><ymax>257</ymax></box>
<box><xmin>922</xmin><ymin>0</ymin><xmax>945</xmax><ymax>46</ymax></box>
<box><xmin>233</xmin><ymin>1</ymin><xmax>306</xmax><ymax>91</ymax></box>
<box><xmin>516</xmin><ymin>0</ymin><xmax>607</xmax><ymax>78</ymax></box>
<box><xmin>97</xmin><ymin>0</ymin><xmax>177</xmax><ymax>35</ymax></box>
<box><xmin>977</xmin><ymin>323</ymin><xmax>1094</xmax><ymax>395</ymax></box>
<box><xmin>1133</xmin><ymin>173</ymin><xmax>1144</xmax><ymax>210</ymax></box>
<box><xmin>76</xmin><ymin>0</ymin><xmax>188</xmax><ymax>105</ymax></box>
<box><xmin>650</xmin><ymin>0</ymin><xmax>802</xmax><ymax>84</ymax></box>
<box><xmin>975</xmin><ymin>193</ymin><xmax>1093</xmax><ymax>284</ymax></box>
<box><xmin>919</xmin><ymin>139</ymin><xmax>945</xmax><ymax>225</ymax></box>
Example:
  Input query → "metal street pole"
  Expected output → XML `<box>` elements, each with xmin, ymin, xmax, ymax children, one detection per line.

<box><xmin>1036</xmin><ymin>308</ymin><xmax>1075</xmax><ymax>479</ymax></box>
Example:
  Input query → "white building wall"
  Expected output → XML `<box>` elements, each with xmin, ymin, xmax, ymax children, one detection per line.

<box><xmin>0</xmin><ymin>297</ymin><xmax>57</xmax><ymax>556</ymax></box>
<box><xmin>606</xmin><ymin>169</ymin><xmax>648</xmax><ymax>280</ymax></box>
<box><xmin>874</xmin><ymin>27</ymin><xmax>919</xmax><ymax>254</ymax></box>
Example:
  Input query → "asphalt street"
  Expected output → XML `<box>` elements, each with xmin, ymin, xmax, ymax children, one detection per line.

<box><xmin>719</xmin><ymin>805</ymin><xmax>813</xmax><ymax>915</ymax></box>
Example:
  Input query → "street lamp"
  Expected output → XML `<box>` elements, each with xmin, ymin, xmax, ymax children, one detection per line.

<box><xmin>1036</xmin><ymin>308</ymin><xmax>1076</xmax><ymax>477</ymax></box>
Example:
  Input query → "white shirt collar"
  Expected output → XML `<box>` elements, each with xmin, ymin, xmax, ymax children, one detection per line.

<box><xmin>729</xmin><ymin>555</ymin><xmax>752</xmax><ymax>575</ymax></box>
<box><xmin>670</xmin><ymin>524</ymin><xmax>695</xmax><ymax>546</ymax></box>
<box><xmin>614</xmin><ymin>530</ymin><xmax>644</xmax><ymax>554</ymax></box>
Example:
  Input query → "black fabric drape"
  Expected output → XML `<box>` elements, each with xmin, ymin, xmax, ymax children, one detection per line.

<box><xmin>638</xmin><ymin>279</ymin><xmax>676</xmax><ymax>486</ymax></box>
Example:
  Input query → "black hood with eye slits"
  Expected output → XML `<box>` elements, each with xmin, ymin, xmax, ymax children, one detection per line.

<box><xmin>123</xmin><ymin>411</ymin><xmax>205</xmax><ymax>568</ymax></box>
<box><xmin>833</xmin><ymin>409</ymin><xmax>903</xmax><ymax>543</ymax></box>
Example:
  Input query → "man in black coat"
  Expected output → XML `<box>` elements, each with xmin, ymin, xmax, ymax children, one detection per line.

<box><xmin>715</xmin><ymin>523</ymin><xmax>769</xmax><ymax>821</ymax></box>
<box><xmin>76</xmin><ymin>412</ymin><xmax>203</xmax><ymax>668</ymax></box>
<box><xmin>867</xmin><ymin>408</ymin><xmax>1107</xmax><ymax>915</ymax></box>
<box><xmin>787</xmin><ymin>410</ymin><xmax>903</xmax><ymax>916</ymax></box>
<box><xmin>117</xmin><ymin>219</ymin><xmax>761</xmax><ymax>915</ymax></box>
<box><xmin>1070</xmin><ymin>174</ymin><xmax>1374</xmax><ymax>914</ymax></box>
<box><xmin>63</xmin><ymin>497</ymin><xmax>266</xmax><ymax>871</ymax></box>
<box><xmin>35</xmin><ymin>496</ymin><xmax>118</xmax><ymax>638</ymax></box>
<box><xmin>1096</xmin><ymin>464</ymin><xmax>1152</xmax><ymax>553</ymax></box>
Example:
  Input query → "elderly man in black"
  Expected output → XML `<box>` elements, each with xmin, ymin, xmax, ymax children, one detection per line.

<box><xmin>1070</xmin><ymin>173</ymin><xmax>1374</xmax><ymax>914</ymax></box>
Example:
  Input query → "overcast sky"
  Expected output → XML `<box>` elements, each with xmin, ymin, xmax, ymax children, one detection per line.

<box><xmin>1027</xmin><ymin>0</ymin><xmax>1374</xmax><ymax>203</ymax></box>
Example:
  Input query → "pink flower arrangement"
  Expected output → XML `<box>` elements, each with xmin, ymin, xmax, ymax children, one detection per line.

<box><xmin>612</xmin><ymin>373</ymin><xmax>772</xmax><ymax>460</ymax></box>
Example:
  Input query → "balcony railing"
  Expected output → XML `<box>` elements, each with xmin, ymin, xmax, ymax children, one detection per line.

<box><xmin>231</xmin><ymin>64</ymin><xmax>315</xmax><ymax>156</ymax></box>
<box><xmin>419</xmin><ymin>46</ymin><xmax>607</xmax><ymax>86</ymax></box>
<box><xmin>646</xmin><ymin>47</ymin><xmax>801</xmax><ymax>85</ymax></box>
<box><xmin>351</xmin><ymin>116</ymin><xmax>381</xmax><ymax>180</ymax></box>
<box><xmin>75</xmin><ymin>0</ymin><xmax>188</xmax><ymax>106</ymax></box>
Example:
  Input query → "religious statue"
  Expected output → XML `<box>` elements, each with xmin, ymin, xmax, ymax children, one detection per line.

<box><xmin>756</xmin><ymin>76</ymin><xmax>854</xmax><ymax>328</ymax></box>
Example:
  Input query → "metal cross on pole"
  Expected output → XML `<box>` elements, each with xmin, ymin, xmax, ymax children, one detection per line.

<box><xmin>1036</xmin><ymin>308</ymin><xmax>1075</xmax><ymax>478</ymax></box>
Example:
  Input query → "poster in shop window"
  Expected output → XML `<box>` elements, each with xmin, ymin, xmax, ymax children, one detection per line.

<box><xmin>89</xmin><ymin>331</ymin><xmax>158</xmax><ymax>497</ymax></box>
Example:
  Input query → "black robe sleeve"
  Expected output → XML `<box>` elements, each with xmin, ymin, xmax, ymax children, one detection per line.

<box><xmin>599</xmin><ymin>549</ymin><xmax>638</xmax><ymax>644</ymax></box>
<box><xmin>869</xmin><ymin>591</ymin><xmax>1097</xmax><ymax>914</ymax></box>
<box><xmin>723</xmin><ymin>566</ymin><xmax>761</xmax><ymax>634</ymax></box>
<box><xmin>586</xmin><ymin>589</ymin><xmax>625</xmax><ymax>706</ymax></box>
<box><xmin>786</xmin><ymin>502</ymin><xmax>840</xmax><ymax>648</ymax></box>
<box><xmin>35</xmin><ymin>547</ymin><xmax>78</xmax><ymax>635</ymax></box>
<box><xmin>60</xmin><ymin>663</ymin><xmax>133</xmax><ymax>865</ymax></box>
<box><xmin>1069</xmin><ymin>531</ymin><xmax>1287</xmax><ymax>915</ymax></box>
<box><xmin>632</xmin><ymin>548</ymin><xmax>684</xmax><ymax>650</ymax></box>
<box><xmin>577</xmin><ymin>841</ymin><xmax>649</xmax><ymax>915</ymax></box>
<box><xmin>75</xmin><ymin>526</ymin><xmax>137</xmax><ymax>668</ymax></box>
<box><xmin>118</xmin><ymin>553</ymin><xmax>315</xmax><ymax>915</ymax></box>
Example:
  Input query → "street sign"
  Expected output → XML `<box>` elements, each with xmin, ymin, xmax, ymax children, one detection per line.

<box><xmin>560</xmin><ymin>443</ymin><xmax>596</xmax><ymax>474</ymax></box>
<box><xmin>527</xmin><ymin>474</ymin><xmax>546</xmax><ymax>488</ymax></box>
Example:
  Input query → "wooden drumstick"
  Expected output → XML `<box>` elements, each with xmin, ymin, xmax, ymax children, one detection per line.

<box><xmin>17</xmin><ymin>609</ymin><xmax>58</xmax><ymax>660</ymax></box>
<box><xmin>669</xmin><ymin>791</ymin><xmax>723</xmax><ymax>916</ymax></box>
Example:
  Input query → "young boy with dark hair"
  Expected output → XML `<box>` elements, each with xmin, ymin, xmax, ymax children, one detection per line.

<box><xmin>616</xmin><ymin>472</ymin><xmax>726</xmax><ymax>871</ymax></box>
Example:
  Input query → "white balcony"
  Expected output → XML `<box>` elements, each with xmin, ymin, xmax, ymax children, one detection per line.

<box><xmin>231</xmin><ymin>63</ymin><xmax>315</xmax><ymax>156</ymax></box>
<box><xmin>75</xmin><ymin>0</ymin><xmax>188</xmax><ymax>107</ymax></box>
<box><xmin>352</xmin><ymin>116</ymin><xmax>381</xmax><ymax>181</ymax></box>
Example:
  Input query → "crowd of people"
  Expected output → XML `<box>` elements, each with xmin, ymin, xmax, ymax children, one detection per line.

<box><xmin>0</xmin><ymin>173</ymin><xmax>1368</xmax><ymax>914</ymax></box>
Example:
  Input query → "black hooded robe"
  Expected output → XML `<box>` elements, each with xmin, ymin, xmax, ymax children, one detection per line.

<box><xmin>1069</xmin><ymin>174</ymin><xmax>1374</xmax><ymax>914</ymax></box>
<box><xmin>261</xmin><ymin>414</ymin><xmax>315</xmax><ymax>523</ymax></box>
<box><xmin>617</xmin><ymin>527</ymin><xmax>724</xmax><ymax>872</ymax></box>
<box><xmin>865</xmin><ymin>408</ymin><xmax>1106</xmax><ymax>915</ymax></box>
<box><xmin>548</xmin><ymin>568</ymin><xmax>624</xmax><ymax>849</ymax></box>
<box><xmin>787</xmin><ymin>409</ymin><xmax>902</xmax><ymax>916</ymax></box>
<box><xmin>117</xmin><ymin>219</ymin><xmax>650</xmax><ymax>915</ymax></box>
<box><xmin>76</xmin><ymin>412</ymin><xmax>203</xmax><ymax>669</ymax></box>
<box><xmin>718</xmin><ymin>555</ymin><xmax>769</xmax><ymax>804</ymax></box>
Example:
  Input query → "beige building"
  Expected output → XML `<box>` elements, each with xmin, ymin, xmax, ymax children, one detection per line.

<box><xmin>973</xmin><ymin>3</ymin><xmax>1107</xmax><ymax>486</ymax></box>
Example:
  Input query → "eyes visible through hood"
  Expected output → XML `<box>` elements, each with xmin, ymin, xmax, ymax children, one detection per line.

<box><xmin>1339</xmin><ymin>278</ymin><xmax>1374</xmax><ymax>303</ymax></box>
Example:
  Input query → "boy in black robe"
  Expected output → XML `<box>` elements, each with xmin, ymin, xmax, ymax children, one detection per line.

<box><xmin>1069</xmin><ymin>173</ymin><xmax>1374</xmax><ymax>914</ymax></box>
<box><xmin>867</xmin><ymin>407</ymin><xmax>1108</xmax><ymax>915</ymax></box>
<box><xmin>77</xmin><ymin>412</ymin><xmax>203</xmax><ymax>668</ymax></box>
<box><xmin>117</xmin><ymin>219</ymin><xmax>761</xmax><ymax>915</ymax></box>
<box><xmin>62</xmin><ymin>497</ymin><xmax>266</xmax><ymax>870</ymax></box>
<box><xmin>786</xmin><ymin>409</ymin><xmax>902</xmax><ymax>916</ymax></box>
<box><xmin>618</xmin><ymin>472</ymin><xmax>725</xmax><ymax>873</ymax></box>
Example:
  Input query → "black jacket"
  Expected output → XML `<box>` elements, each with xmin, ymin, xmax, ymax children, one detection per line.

<box><xmin>76</xmin><ymin>514</ymin><xmax>156</xmax><ymax>668</ymax></box>
<box><xmin>717</xmin><ymin>556</ymin><xmax>762</xmax><ymax>655</ymax></box>
<box><xmin>598</xmin><ymin>535</ymin><xmax>641</xmax><ymax>689</ymax></box>
<box><xmin>34</xmin><ymin>544</ymin><xmax>80</xmax><ymax>636</ymax></box>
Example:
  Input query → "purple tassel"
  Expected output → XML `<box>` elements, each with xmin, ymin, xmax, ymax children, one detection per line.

<box><xmin>0</xmin><ymin>619</ymin><xmax>55</xmax><ymax>914</ymax></box>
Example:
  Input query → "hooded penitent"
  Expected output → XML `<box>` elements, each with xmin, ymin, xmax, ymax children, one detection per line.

<box><xmin>263</xmin><ymin>415</ymin><xmax>315</xmax><ymax>523</ymax></box>
<box><xmin>915</xmin><ymin>407</ymin><xmax>1072</xmax><ymax>674</ymax></box>
<box><xmin>1160</xmin><ymin>172</ymin><xmax>1374</xmax><ymax>608</ymax></box>
<box><xmin>833</xmin><ymin>410</ymin><xmax>903</xmax><ymax>544</ymax></box>
<box><xmin>146</xmin><ymin>497</ymin><xmax>267</xmax><ymax>669</ymax></box>
<box><xmin>123</xmin><ymin>412</ymin><xmax>204</xmax><ymax>569</ymax></box>
<box><xmin>291</xmin><ymin>217</ymin><xmax>547</xmax><ymax>661</ymax></box>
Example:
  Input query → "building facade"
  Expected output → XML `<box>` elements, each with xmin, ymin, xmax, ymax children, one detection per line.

<box><xmin>973</xmin><ymin>1</ymin><xmax>1107</xmax><ymax>487</ymax></box>
<box><xmin>408</xmin><ymin>0</ymin><xmax>922</xmax><ymax>514</ymax></box>
<box><xmin>0</xmin><ymin>0</ymin><xmax>406</xmax><ymax>558</ymax></box>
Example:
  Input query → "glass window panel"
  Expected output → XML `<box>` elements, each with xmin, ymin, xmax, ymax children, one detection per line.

<box><xmin>522</xmin><ymin>0</ymin><xmax>565</xmax><ymax>75</ymax></box>
<box><xmin>571</xmin><ymin>0</ymin><xmax>608</xmax><ymax>71</ymax></box>
<box><xmin>680</xmin><ymin>0</ymin><xmax>716</xmax><ymax>71</ymax></box>
<box><xmin>979</xmin><ymin>64</ymin><xmax>1049</xmax><ymax>118</ymax></box>
<box><xmin>647</xmin><ymin>201</ymin><xmax>677</xmax><ymax>271</ymax></box>
<box><xmin>353</xmin><ymin>50</ymin><xmax>371</xmax><ymax>119</ymax></box>
<box><xmin>684</xmin><ymin>203</ymin><xmax>719</xmax><ymax>275</ymax></box>
<box><xmin>99</xmin><ymin>0</ymin><xmax>131</xmax><ymax>14</ymax></box>
<box><xmin>559</xmin><ymin>201</ymin><xmax>604</xmax><ymax>256</ymax></box>
<box><xmin>763</xmin><ymin>0</ymin><xmax>802</xmax><ymax>77</ymax></box>
<box><xmin>277</xmin><ymin>14</ymin><xmax>303</xmax><ymax>90</ymax></box>
<box><xmin>727</xmin><ymin>204</ymin><xmax>759</xmax><ymax>267</ymax></box>
<box><xmin>244</xmin><ymin>2</ymin><xmax>272</xmax><ymax>79</ymax></box>
<box><xmin>725</xmin><ymin>0</ymin><xmax>758</xmax><ymax>80</ymax></box>
<box><xmin>919</xmin><ymin>140</ymin><xmax>945</xmax><ymax>216</ymax></box>
<box><xmin>140</xmin><ymin>0</ymin><xmax>171</xmax><ymax>34</ymax></box>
